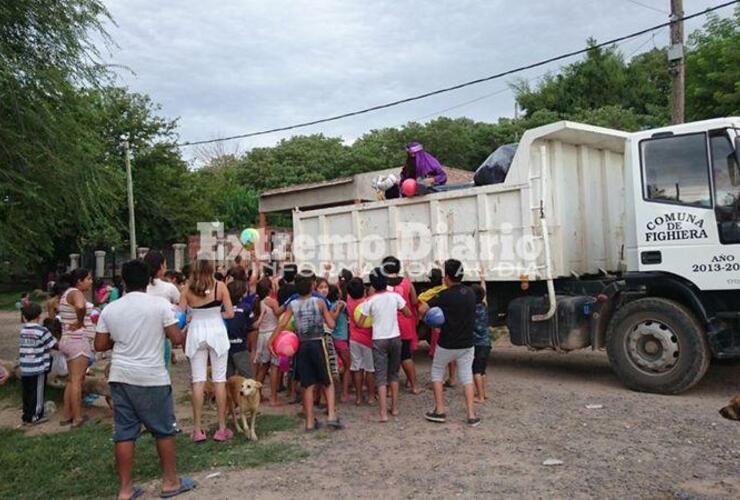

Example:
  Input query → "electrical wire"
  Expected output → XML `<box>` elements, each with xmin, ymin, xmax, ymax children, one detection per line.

<box><xmin>411</xmin><ymin>27</ymin><xmax>665</xmax><ymax>123</ymax></box>
<box><xmin>624</xmin><ymin>0</ymin><xmax>669</xmax><ymax>15</ymax></box>
<box><xmin>177</xmin><ymin>0</ymin><xmax>737</xmax><ymax>147</ymax></box>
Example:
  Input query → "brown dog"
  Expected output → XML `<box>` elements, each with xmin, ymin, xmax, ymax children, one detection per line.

<box><xmin>719</xmin><ymin>395</ymin><xmax>740</xmax><ymax>421</ymax></box>
<box><xmin>226</xmin><ymin>376</ymin><xmax>262</xmax><ymax>440</ymax></box>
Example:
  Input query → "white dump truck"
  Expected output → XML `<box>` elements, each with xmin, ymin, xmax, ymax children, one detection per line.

<box><xmin>292</xmin><ymin>118</ymin><xmax>740</xmax><ymax>394</ymax></box>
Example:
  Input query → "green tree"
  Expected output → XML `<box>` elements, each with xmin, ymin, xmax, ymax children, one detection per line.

<box><xmin>0</xmin><ymin>0</ymin><xmax>118</xmax><ymax>270</ymax></box>
<box><xmin>193</xmin><ymin>158</ymin><xmax>260</xmax><ymax>231</ymax></box>
<box><xmin>237</xmin><ymin>135</ymin><xmax>352</xmax><ymax>192</ymax></box>
<box><xmin>685</xmin><ymin>6</ymin><xmax>740</xmax><ymax>120</ymax></box>
<box><xmin>86</xmin><ymin>87</ymin><xmax>202</xmax><ymax>249</ymax></box>
<box><xmin>513</xmin><ymin>40</ymin><xmax>630</xmax><ymax>116</ymax></box>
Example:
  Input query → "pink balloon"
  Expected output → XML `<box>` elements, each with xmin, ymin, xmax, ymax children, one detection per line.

<box><xmin>401</xmin><ymin>178</ymin><xmax>417</xmax><ymax>197</ymax></box>
<box><xmin>274</xmin><ymin>331</ymin><xmax>299</xmax><ymax>357</ymax></box>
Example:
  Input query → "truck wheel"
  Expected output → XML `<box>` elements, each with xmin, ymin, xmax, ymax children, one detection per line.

<box><xmin>606</xmin><ymin>297</ymin><xmax>710</xmax><ymax>394</ymax></box>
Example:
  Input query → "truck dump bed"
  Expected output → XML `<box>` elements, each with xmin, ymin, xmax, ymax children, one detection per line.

<box><xmin>293</xmin><ymin>121</ymin><xmax>630</xmax><ymax>282</ymax></box>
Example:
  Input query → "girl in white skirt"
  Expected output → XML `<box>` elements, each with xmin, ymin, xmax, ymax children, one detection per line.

<box><xmin>180</xmin><ymin>259</ymin><xmax>234</xmax><ymax>442</ymax></box>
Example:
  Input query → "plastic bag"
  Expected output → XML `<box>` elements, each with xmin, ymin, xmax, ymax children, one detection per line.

<box><xmin>50</xmin><ymin>351</ymin><xmax>68</xmax><ymax>378</ymax></box>
<box><xmin>474</xmin><ymin>143</ymin><xmax>517</xmax><ymax>186</ymax></box>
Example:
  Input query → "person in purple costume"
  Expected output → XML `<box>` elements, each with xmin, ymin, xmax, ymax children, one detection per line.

<box><xmin>386</xmin><ymin>142</ymin><xmax>447</xmax><ymax>199</ymax></box>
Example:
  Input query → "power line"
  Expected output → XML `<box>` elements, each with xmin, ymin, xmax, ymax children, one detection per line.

<box><xmin>411</xmin><ymin>27</ymin><xmax>664</xmax><ymax>123</ymax></box>
<box><xmin>624</xmin><ymin>0</ymin><xmax>669</xmax><ymax>15</ymax></box>
<box><xmin>177</xmin><ymin>0</ymin><xmax>738</xmax><ymax>147</ymax></box>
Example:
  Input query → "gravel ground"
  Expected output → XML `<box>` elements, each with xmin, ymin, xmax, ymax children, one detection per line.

<box><xmin>1</xmin><ymin>309</ymin><xmax>738</xmax><ymax>499</ymax></box>
<box><xmin>187</xmin><ymin>344</ymin><xmax>739</xmax><ymax>500</ymax></box>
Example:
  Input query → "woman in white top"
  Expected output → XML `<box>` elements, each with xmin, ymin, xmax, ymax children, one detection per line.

<box><xmin>144</xmin><ymin>250</ymin><xmax>181</xmax><ymax>305</ymax></box>
<box><xmin>179</xmin><ymin>259</ymin><xmax>234</xmax><ymax>442</ymax></box>
<box><xmin>144</xmin><ymin>250</ymin><xmax>181</xmax><ymax>368</ymax></box>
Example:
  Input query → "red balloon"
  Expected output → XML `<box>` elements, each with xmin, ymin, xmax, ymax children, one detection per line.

<box><xmin>274</xmin><ymin>331</ymin><xmax>299</xmax><ymax>357</ymax></box>
<box><xmin>401</xmin><ymin>178</ymin><xmax>417</xmax><ymax>197</ymax></box>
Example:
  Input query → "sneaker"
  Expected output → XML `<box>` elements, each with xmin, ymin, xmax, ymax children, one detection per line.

<box><xmin>424</xmin><ymin>411</ymin><xmax>447</xmax><ymax>423</ymax></box>
<box><xmin>466</xmin><ymin>417</ymin><xmax>481</xmax><ymax>427</ymax></box>
<box><xmin>213</xmin><ymin>428</ymin><xmax>234</xmax><ymax>442</ymax></box>
<box><xmin>31</xmin><ymin>417</ymin><xmax>49</xmax><ymax>426</ymax></box>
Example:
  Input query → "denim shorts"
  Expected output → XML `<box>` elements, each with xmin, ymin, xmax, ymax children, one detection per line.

<box><xmin>110</xmin><ymin>382</ymin><xmax>177</xmax><ymax>442</ymax></box>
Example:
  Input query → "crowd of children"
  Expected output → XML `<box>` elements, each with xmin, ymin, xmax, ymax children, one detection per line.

<box><xmin>15</xmin><ymin>252</ymin><xmax>492</xmax><ymax>435</ymax></box>
<box><xmin>215</xmin><ymin>255</ymin><xmax>491</xmax><ymax>430</ymax></box>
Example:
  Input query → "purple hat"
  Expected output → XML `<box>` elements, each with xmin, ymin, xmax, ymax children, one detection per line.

<box><xmin>406</xmin><ymin>142</ymin><xmax>424</xmax><ymax>154</ymax></box>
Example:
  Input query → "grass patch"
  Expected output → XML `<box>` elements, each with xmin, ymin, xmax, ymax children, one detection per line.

<box><xmin>0</xmin><ymin>379</ymin><xmax>64</xmax><ymax>409</ymax></box>
<box><xmin>0</xmin><ymin>414</ymin><xmax>304</xmax><ymax>499</ymax></box>
<box><xmin>0</xmin><ymin>291</ymin><xmax>22</xmax><ymax>311</ymax></box>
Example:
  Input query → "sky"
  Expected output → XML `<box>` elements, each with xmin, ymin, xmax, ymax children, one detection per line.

<box><xmin>98</xmin><ymin>0</ymin><xmax>728</xmax><ymax>162</ymax></box>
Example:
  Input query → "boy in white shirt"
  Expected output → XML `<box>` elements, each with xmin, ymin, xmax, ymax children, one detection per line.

<box><xmin>358</xmin><ymin>267</ymin><xmax>411</xmax><ymax>422</ymax></box>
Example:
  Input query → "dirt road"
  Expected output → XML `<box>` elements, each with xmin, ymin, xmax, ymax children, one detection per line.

<box><xmin>187</xmin><ymin>344</ymin><xmax>739</xmax><ymax>499</ymax></box>
<box><xmin>1</xmin><ymin>310</ymin><xmax>738</xmax><ymax>498</ymax></box>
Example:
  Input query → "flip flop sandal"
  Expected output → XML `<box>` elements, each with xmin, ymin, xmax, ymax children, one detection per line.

<box><xmin>71</xmin><ymin>415</ymin><xmax>91</xmax><ymax>428</ymax></box>
<box><xmin>305</xmin><ymin>419</ymin><xmax>323</xmax><ymax>432</ymax></box>
<box><xmin>159</xmin><ymin>476</ymin><xmax>197</xmax><ymax>498</ymax></box>
<box><xmin>326</xmin><ymin>419</ymin><xmax>344</xmax><ymax>430</ymax></box>
<box><xmin>130</xmin><ymin>485</ymin><xmax>145</xmax><ymax>500</ymax></box>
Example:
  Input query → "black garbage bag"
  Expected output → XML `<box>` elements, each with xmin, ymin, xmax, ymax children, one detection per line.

<box><xmin>474</xmin><ymin>143</ymin><xmax>517</xmax><ymax>186</ymax></box>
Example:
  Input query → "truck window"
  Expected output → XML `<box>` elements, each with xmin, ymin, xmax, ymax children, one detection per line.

<box><xmin>641</xmin><ymin>133</ymin><xmax>711</xmax><ymax>208</ymax></box>
<box><xmin>710</xmin><ymin>131</ymin><xmax>740</xmax><ymax>244</ymax></box>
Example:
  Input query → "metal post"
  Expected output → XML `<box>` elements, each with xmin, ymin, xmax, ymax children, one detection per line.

<box><xmin>94</xmin><ymin>250</ymin><xmax>106</xmax><ymax>278</ymax></box>
<box><xmin>124</xmin><ymin>140</ymin><xmax>137</xmax><ymax>259</ymax></box>
<box><xmin>669</xmin><ymin>0</ymin><xmax>684</xmax><ymax>124</ymax></box>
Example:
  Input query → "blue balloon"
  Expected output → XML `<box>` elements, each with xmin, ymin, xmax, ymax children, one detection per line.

<box><xmin>176</xmin><ymin>309</ymin><xmax>187</xmax><ymax>329</ymax></box>
<box><xmin>240</xmin><ymin>228</ymin><xmax>253</xmax><ymax>245</ymax></box>
<box><xmin>425</xmin><ymin>306</ymin><xmax>445</xmax><ymax>327</ymax></box>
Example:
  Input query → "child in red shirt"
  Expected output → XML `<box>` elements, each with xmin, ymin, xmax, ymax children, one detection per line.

<box><xmin>346</xmin><ymin>278</ymin><xmax>375</xmax><ymax>406</ymax></box>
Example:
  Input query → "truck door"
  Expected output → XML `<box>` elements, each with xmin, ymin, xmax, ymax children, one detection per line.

<box><xmin>636</xmin><ymin>128</ymin><xmax>740</xmax><ymax>290</ymax></box>
<box><xmin>710</xmin><ymin>129</ymin><xmax>740</xmax><ymax>246</ymax></box>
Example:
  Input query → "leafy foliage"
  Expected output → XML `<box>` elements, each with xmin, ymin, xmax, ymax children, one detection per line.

<box><xmin>0</xmin><ymin>0</ymin><xmax>119</xmax><ymax>270</ymax></box>
<box><xmin>685</xmin><ymin>6</ymin><xmax>740</xmax><ymax>120</ymax></box>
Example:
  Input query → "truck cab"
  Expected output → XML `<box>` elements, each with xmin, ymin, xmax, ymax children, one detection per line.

<box><xmin>627</xmin><ymin>118</ymin><xmax>740</xmax><ymax>288</ymax></box>
<box><xmin>602</xmin><ymin>118</ymin><xmax>740</xmax><ymax>393</ymax></box>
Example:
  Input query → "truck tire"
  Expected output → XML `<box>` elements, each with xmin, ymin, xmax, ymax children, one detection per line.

<box><xmin>606</xmin><ymin>297</ymin><xmax>710</xmax><ymax>394</ymax></box>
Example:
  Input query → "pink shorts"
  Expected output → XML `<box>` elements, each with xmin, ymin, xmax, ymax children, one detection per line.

<box><xmin>59</xmin><ymin>337</ymin><xmax>94</xmax><ymax>364</ymax></box>
<box><xmin>333</xmin><ymin>340</ymin><xmax>350</xmax><ymax>354</ymax></box>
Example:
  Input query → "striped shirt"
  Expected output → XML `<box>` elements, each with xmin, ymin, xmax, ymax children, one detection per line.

<box><xmin>59</xmin><ymin>288</ymin><xmax>95</xmax><ymax>341</ymax></box>
<box><xmin>19</xmin><ymin>323</ymin><xmax>56</xmax><ymax>375</ymax></box>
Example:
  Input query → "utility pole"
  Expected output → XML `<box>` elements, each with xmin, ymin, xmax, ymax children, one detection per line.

<box><xmin>669</xmin><ymin>0</ymin><xmax>684</xmax><ymax>124</ymax></box>
<box><xmin>123</xmin><ymin>140</ymin><xmax>137</xmax><ymax>259</ymax></box>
